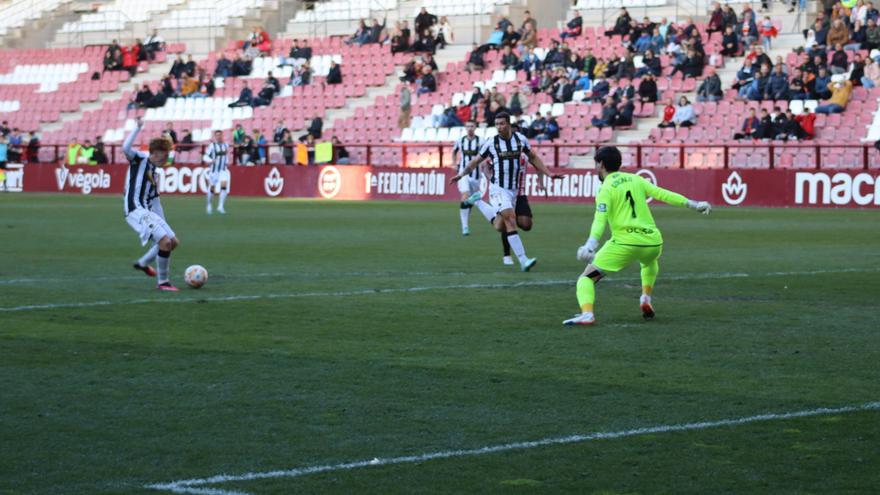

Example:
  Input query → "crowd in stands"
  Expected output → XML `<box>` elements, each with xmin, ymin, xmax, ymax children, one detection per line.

<box><xmin>0</xmin><ymin>122</ymin><xmax>40</xmax><ymax>163</ymax></box>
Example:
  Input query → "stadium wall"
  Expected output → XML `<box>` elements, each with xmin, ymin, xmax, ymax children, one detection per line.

<box><xmin>10</xmin><ymin>163</ymin><xmax>880</xmax><ymax>208</ymax></box>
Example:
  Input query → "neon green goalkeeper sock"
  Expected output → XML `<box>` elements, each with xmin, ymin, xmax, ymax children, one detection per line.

<box><xmin>640</xmin><ymin>259</ymin><xmax>659</xmax><ymax>294</ymax></box>
<box><xmin>576</xmin><ymin>276</ymin><xmax>595</xmax><ymax>313</ymax></box>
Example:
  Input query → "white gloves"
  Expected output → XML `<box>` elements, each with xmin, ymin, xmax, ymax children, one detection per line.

<box><xmin>687</xmin><ymin>200</ymin><xmax>712</xmax><ymax>215</ymax></box>
<box><xmin>576</xmin><ymin>238</ymin><xmax>599</xmax><ymax>263</ymax></box>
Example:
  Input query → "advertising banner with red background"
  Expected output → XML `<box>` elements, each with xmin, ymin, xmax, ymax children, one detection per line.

<box><xmin>19</xmin><ymin>163</ymin><xmax>880</xmax><ymax>208</ymax></box>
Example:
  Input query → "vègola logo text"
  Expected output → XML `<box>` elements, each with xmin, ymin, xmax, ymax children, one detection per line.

<box><xmin>55</xmin><ymin>166</ymin><xmax>111</xmax><ymax>194</ymax></box>
<box><xmin>264</xmin><ymin>167</ymin><xmax>284</xmax><ymax>197</ymax></box>
<box><xmin>318</xmin><ymin>166</ymin><xmax>342</xmax><ymax>199</ymax></box>
<box><xmin>722</xmin><ymin>171</ymin><xmax>748</xmax><ymax>205</ymax></box>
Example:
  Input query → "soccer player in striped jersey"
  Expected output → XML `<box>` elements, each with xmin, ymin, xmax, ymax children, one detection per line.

<box><xmin>494</xmin><ymin>167</ymin><xmax>533</xmax><ymax>265</ymax></box>
<box><xmin>203</xmin><ymin>130</ymin><xmax>231</xmax><ymax>215</ymax></box>
<box><xmin>451</xmin><ymin>121</ymin><xmax>496</xmax><ymax>235</ymax></box>
<box><xmin>564</xmin><ymin>146</ymin><xmax>712</xmax><ymax>326</ymax></box>
<box><xmin>451</xmin><ymin>113</ymin><xmax>561</xmax><ymax>272</ymax></box>
<box><xmin>124</xmin><ymin>118</ymin><xmax>180</xmax><ymax>292</ymax></box>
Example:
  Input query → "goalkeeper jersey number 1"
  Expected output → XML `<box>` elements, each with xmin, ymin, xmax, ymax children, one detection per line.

<box><xmin>589</xmin><ymin>172</ymin><xmax>688</xmax><ymax>246</ymax></box>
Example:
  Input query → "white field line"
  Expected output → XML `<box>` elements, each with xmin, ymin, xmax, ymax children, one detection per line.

<box><xmin>0</xmin><ymin>271</ymin><xmax>472</xmax><ymax>285</ymax></box>
<box><xmin>1</xmin><ymin>268</ymin><xmax>876</xmax><ymax>314</ymax></box>
<box><xmin>144</xmin><ymin>401</ymin><xmax>880</xmax><ymax>495</ymax></box>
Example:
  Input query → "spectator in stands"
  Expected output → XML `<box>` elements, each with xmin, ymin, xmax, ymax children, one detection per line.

<box><xmin>104</xmin><ymin>43</ymin><xmax>122</xmax><ymax>72</ymax></box>
<box><xmin>391</xmin><ymin>23</ymin><xmax>410</xmax><ymax>54</ymax></box>
<box><xmin>92</xmin><ymin>136</ymin><xmax>108</xmax><ymax>164</ymax></box>
<box><xmin>795</xmin><ymin>108</ymin><xmax>816</xmax><ymax>139</ymax></box>
<box><xmin>605</xmin><ymin>8</ymin><xmax>632</xmax><ymax>37</ymax></box>
<box><xmin>738</xmin><ymin>11</ymin><xmax>759</xmax><ymax>47</ymax></box>
<box><xmin>232</xmin><ymin>55</ymin><xmax>252</xmax><ymax>76</ymax></box>
<box><xmin>612</xmin><ymin>78</ymin><xmax>636</xmax><ymax>102</ymax></box>
<box><xmin>306</xmin><ymin>115</ymin><xmax>323</xmax><ymax>139</ymax></box>
<box><xmin>368</xmin><ymin>18</ymin><xmax>388</xmax><ymax>44</ymax></box>
<box><xmin>246</xmin><ymin>26</ymin><xmax>271</xmax><ymax>56</ymax></box>
<box><xmin>613</xmin><ymin>54</ymin><xmax>635</xmax><ymax>79</ymax></box>
<box><xmin>575</xmin><ymin>69</ymin><xmax>593</xmax><ymax>93</ymax></box>
<box><xmin>637</xmin><ymin>73</ymin><xmax>658</xmax><ymax>103</ymax></box>
<box><xmin>564</xmin><ymin>49</ymin><xmax>582</xmax><ymax>74</ymax></box>
<box><xmin>25</xmin><ymin>132</ymin><xmax>39</xmax><ymax>163</ymax></box>
<box><xmin>327</xmin><ymin>61</ymin><xmax>343</xmax><ymax>85</ymax></box>
<box><xmin>198</xmin><ymin>70</ymin><xmax>215</xmax><ymax>97</ymax></box>
<box><xmin>240</xmin><ymin>133</ymin><xmax>258</xmax><ymax>165</ymax></box>
<box><xmin>436</xmin><ymin>105</ymin><xmax>463</xmax><ymax>128</ymax></box>
<box><xmin>422</xmin><ymin>53</ymin><xmax>438</xmax><ymax>72</ymax></box>
<box><xmin>707</xmin><ymin>3</ymin><xmax>724</xmax><ymax>35</ymax></box>
<box><xmin>77</xmin><ymin>139</ymin><xmax>96</xmax><ymax>165</ymax></box>
<box><xmin>7</xmin><ymin>129</ymin><xmax>23</xmax><ymax>162</ymax></box>
<box><xmin>508</xmin><ymin>86</ymin><xmax>528</xmax><ymax>116</ymax></box>
<box><xmin>827</xmin><ymin>19</ymin><xmax>850</xmax><ymax>48</ymax></box>
<box><xmin>417</xmin><ymin>66</ymin><xmax>436</xmax><ymax>95</ymax></box>
<box><xmin>526</xmin><ymin>112</ymin><xmax>546</xmax><ymax>138</ymax></box>
<box><xmin>591</xmin><ymin>97</ymin><xmax>618</xmax><ymax>128</ymax></box>
<box><xmin>592</xmin><ymin>57</ymin><xmax>608</xmax><ymax>79</ymax></box>
<box><xmin>634</xmin><ymin>49</ymin><xmax>661</xmax><ymax>77</ymax></box>
<box><xmin>163</xmin><ymin>123</ymin><xmax>178</xmax><ymax>145</ymax></box>
<box><xmin>415</xmin><ymin>7</ymin><xmax>438</xmax><ymax>37</ymax></box>
<box><xmin>672</xmin><ymin>96</ymin><xmax>696</xmax><ymax>128</ymax></box>
<box><xmin>273</xmin><ymin>120</ymin><xmax>288</xmax><ymax>145</ymax></box>
<box><xmin>291</xmin><ymin>39</ymin><xmax>312</xmax><ymax>62</ymax></box>
<box><xmin>413</xmin><ymin>28</ymin><xmax>437</xmax><ymax>53</ymax></box>
<box><xmin>398</xmin><ymin>82</ymin><xmax>411</xmax><ymax>128</ymax></box>
<box><xmin>331</xmin><ymin>136</ymin><xmax>350</xmax><ymax>165</ymax></box>
<box><xmin>765</xmin><ymin>64</ymin><xmax>789</xmax><ymax>100</ymax></box>
<box><xmin>866</xmin><ymin>19</ymin><xmax>880</xmax><ymax>50</ymax></box>
<box><xmin>633</xmin><ymin>30</ymin><xmax>654</xmax><ymax>54</ymax></box>
<box><xmin>551</xmin><ymin>75</ymin><xmax>575</xmax><ymax>103</ymax></box>
<box><xmin>229</xmin><ymin>81</ymin><xmax>254</xmax><ymax>107</ymax></box>
<box><xmin>288</xmin><ymin>62</ymin><xmax>312</xmax><ymax>86</ymax></box>
<box><xmin>812</xmin><ymin>67</ymin><xmax>832</xmax><ymax>99</ymax></box>
<box><xmin>779</xmin><ymin>108</ymin><xmax>807</xmax><ymax>140</ymax></box>
<box><xmin>754</xmin><ymin>108</ymin><xmax>774</xmax><ymax>140</ymax></box>
<box><xmin>252</xmin><ymin>79</ymin><xmax>277</xmax><ymax>107</ymax></box>
<box><xmin>501</xmin><ymin>45</ymin><xmax>520</xmax><ymax>70</ymax></box>
<box><xmin>614</xmin><ymin>96</ymin><xmax>635</xmax><ymax>127</ymax></box>
<box><xmin>759</xmin><ymin>17</ymin><xmax>777</xmax><ymax>51</ymax></box>
<box><xmin>789</xmin><ymin>68</ymin><xmax>809</xmax><ymax>99</ymax></box>
<box><xmin>170</xmin><ymin>54</ymin><xmax>186</xmax><ymax>81</ymax></box>
<box><xmin>521</xmin><ymin>48</ymin><xmax>541</xmax><ymax>78</ymax></box>
<box><xmin>434</xmin><ymin>16</ymin><xmax>453</xmax><ymax>49</ymax></box>
<box><xmin>0</xmin><ymin>135</ymin><xmax>8</xmax><ymax>170</ymax></box>
<box><xmin>829</xmin><ymin>44</ymin><xmax>849</xmax><ymax>75</ymax></box>
<box><xmin>562</xmin><ymin>10</ymin><xmax>583</xmax><ymax>39</ymax></box>
<box><xmin>253</xmin><ymin>130</ymin><xmax>267</xmax><ymax>164</ymax></box>
<box><xmin>346</xmin><ymin>19</ymin><xmax>371</xmax><ymax>46</ymax></box>
<box><xmin>536</xmin><ymin>115</ymin><xmax>560</xmax><ymax>142</ymax></box>
<box><xmin>214</xmin><ymin>53</ymin><xmax>232</xmax><ymax>78</ymax></box>
<box><xmin>721</xmin><ymin>25</ymin><xmax>739</xmax><ymax>56</ymax></box>
<box><xmin>0</xmin><ymin>121</ymin><xmax>9</xmax><ymax>137</ymax></box>
<box><xmin>543</xmin><ymin>40</ymin><xmax>564</xmax><ymax>68</ymax></box>
<box><xmin>590</xmin><ymin>77</ymin><xmax>611</xmax><ymax>101</ymax></box>
<box><xmin>671</xmin><ymin>48</ymin><xmax>703</xmax><ymax>78</ymax></box>
<box><xmin>181</xmin><ymin>74</ymin><xmax>199</xmax><ymax>98</ymax></box>
<box><xmin>232</xmin><ymin>124</ymin><xmax>246</xmax><ymax>163</ymax></box>
<box><xmin>862</xmin><ymin>56</ymin><xmax>880</xmax><ymax>87</ymax></box>
<box><xmin>501</xmin><ymin>24</ymin><xmax>521</xmax><ymax>48</ymax></box>
<box><xmin>121</xmin><ymin>41</ymin><xmax>140</xmax><ymax>76</ymax></box>
<box><xmin>521</xmin><ymin>23</ymin><xmax>538</xmax><ymax>50</ymax></box>
<box><xmin>281</xmin><ymin>130</ymin><xmax>294</xmax><ymax>165</ymax></box>
<box><xmin>745</xmin><ymin>64</ymin><xmax>770</xmax><ymax>100</ymax></box>
<box><xmin>848</xmin><ymin>21</ymin><xmax>867</xmax><ymax>51</ymax></box>
<box><xmin>183</xmin><ymin>54</ymin><xmax>196</xmax><ymax>78</ymax></box>
<box><xmin>815</xmin><ymin>78</ymin><xmax>853</xmax><ymax>113</ymax></box>
<box><xmin>455</xmin><ymin>101</ymin><xmax>472</xmax><ymax>123</ymax></box>
<box><xmin>178</xmin><ymin>129</ymin><xmax>195</xmax><ymax>151</ymax></box>
<box><xmin>129</xmin><ymin>84</ymin><xmax>151</xmax><ymax>110</ymax></box>
<box><xmin>143</xmin><ymin>29</ymin><xmax>165</xmax><ymax>61</ymax></box>
<box><xmin>734</xmin><ymin>108</ymin><xmax>760</xmax><ymax>139</ymax></box>
<box><xmin>696</xmin><ymin>68</ymin><xmax>723</xmax><ymax>102</ymax></box>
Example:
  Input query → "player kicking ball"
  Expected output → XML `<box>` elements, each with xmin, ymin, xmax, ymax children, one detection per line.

<box><xmin>451</xmin><ymin>113</ymin><xmax>561</xmax><ymax>272</ymax></box>
<box><xmin>564</xmin><ymin>146</ymin><xmax>711</xmax><ymax>326</ymax></box>
<box><xmin>124</xmin><ymin>118</ymin><xmax>181</xmax><ymax>292</ymax></box>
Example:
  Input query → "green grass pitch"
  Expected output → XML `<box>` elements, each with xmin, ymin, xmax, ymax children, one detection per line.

<box><xmin>1</xmin><ymin>193</ymin><xmax>879</xmax><ymax>494</ymax></box>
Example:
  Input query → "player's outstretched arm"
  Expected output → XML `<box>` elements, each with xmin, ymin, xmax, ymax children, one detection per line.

<box><xmin>525</xmin><ymin>149</ymin><xmax>563</xmax><ymax>180</ymax></box>
<box><xmin>122</xmin><ymin>117</ymin><xmax>144</xmax><ymax>159</ymax></box>
<box><xmin>450</xmin><ymin>155</ymin><xmax>484</xmax><ymax>183</ymax></box>
<box><xmin>643</xmin><ymin>177</ymin><xmax>712</xmax><ymax>215</ymax></box>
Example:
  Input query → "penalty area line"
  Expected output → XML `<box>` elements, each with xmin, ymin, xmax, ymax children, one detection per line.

<box><xmin>0</xmin><ymin>267</ymin><xmax>876</xmax><ymax>313</ymax></box>
<box><xmin>144</xmin><ymin>401</ymin><xmax>880</xmax><ymax>495</ymax></box>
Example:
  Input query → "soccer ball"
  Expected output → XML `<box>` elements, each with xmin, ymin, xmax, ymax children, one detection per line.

<box><xmin>184</xmin><ymin>265</ymin><xmax>208</xmax><ymax>289</ymax></box>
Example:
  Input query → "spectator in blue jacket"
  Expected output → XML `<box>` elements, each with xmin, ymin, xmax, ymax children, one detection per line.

<box><xmin>812</xmin><ymin>67</ymin><xmax>832</xmax><ymax>99</ymax></box>
<box><xmin>765</xmin><ymin>64</ymin><xmax>790</xmax><ymax>100</ymax></box>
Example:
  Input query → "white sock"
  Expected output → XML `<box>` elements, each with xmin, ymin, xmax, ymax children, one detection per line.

<box><xmin>640</xmin><ymin>294</ymin><xmax>652</xmax><ymax>305</ymax></box>
<box><xmin>219</xmin><ymin>188</ymin><xmax>228</xmax><ymax>209</ymax></box>
<box><xmin>206</xmin><ymin>189</ymin><xmax>213</xmax><ymax>207</ymax></box>
<box><xmin>157</xmin><ymin>251</ymin><xmax>171</xmax><ymax>284</ymax></box>
<box><xmin>474</xmin><ymin>200</ymin><xmax>495</xmax><ymax>222</ymax></box>
<box><xmin>138</xmin><ymin>244</ymin><xmax>159</xmax><ymax>267</ymax></box>
<box><xmin>459</xmin><ymin>206</ymin><xmax>470</xmax><ymax>230</ymax></box>
<box><xmin>507</xmin><ymin>232</ymin><xmax>528</xmax><ymax>263</ymax></box>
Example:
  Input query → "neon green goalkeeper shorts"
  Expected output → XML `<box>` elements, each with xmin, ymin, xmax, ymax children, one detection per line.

<box><xmin>593</xmin><ymin>241</ymin><xmax>663</xmax><ymax>273</ymax></box>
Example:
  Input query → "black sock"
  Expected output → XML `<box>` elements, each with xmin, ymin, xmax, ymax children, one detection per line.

<box><xmin>459</xmin><ymin>202</ymin><xmax>471</xmax><ymax>209</ymax></box>
<box><xmin>501</xmin><ymin>231</ymin><xmax>511</xmax><ymax>256</ymax></box>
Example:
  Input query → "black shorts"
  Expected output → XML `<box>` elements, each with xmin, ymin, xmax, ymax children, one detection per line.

<box><xmin>0</xmin><ymin>161</ymin><xmax>7</xmax><ymax>169</ymax></box>
<box><xmin>515</xmin><ymin>195</ymin><xmax>532</xmax><ymax>217</ymax></box>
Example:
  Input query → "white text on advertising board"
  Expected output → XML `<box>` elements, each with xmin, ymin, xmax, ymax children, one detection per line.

<box><xmin>365</xmin><ymin>171</ymin><xmax>445</xmax><ymax>196</ymax></box>
<box><xmin>795</xmin><ymin>172</ymin><xmax>880</xmax><ymax>206</ymax></box>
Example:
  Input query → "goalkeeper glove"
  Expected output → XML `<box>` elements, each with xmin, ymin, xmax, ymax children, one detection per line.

<box><xmin>687</xmin><ymin>200</ymin><xmax>712</xmax><ymax>215</ymax></box>
<box><xmin>576</xmin><ymin>238</ymin><xmax>599</xmax><ymax>263</ymax></box>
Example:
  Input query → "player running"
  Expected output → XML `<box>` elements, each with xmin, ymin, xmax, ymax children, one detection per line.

<box><xmin>451</xmin><ymin>121</ymin><xmax>493</xmax><ymax>236</ymax></box>
<box><xmin>204</xmin><ymin>130</ymin><xmax>230</xmax><ymax>215</ymax></box>
<box><xmin>493</xmin><ymin>167</ymin><xmax>533</xmax><ymax>265</ymax></box>
<box><xmin>564</xmin><ymin>146</ymin><xmax>712</xmax><ymax>326</ymax></box>
<box><xmin>451</xmin><ymin>113</ymin><xmax>561</xmax><ymax>272</ymax></box>
<box><xmin>125</xmin><ymin>118</ymin><xmax>180</xmax><ymax>291</ymax></box>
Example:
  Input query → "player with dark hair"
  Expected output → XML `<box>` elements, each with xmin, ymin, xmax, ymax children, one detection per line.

<box><xmin>452</xmin><ymin>120</ymin><xmax>494</xmax><ymax>235</ymax></box>
<box><xmin>564</xmin><ymin>146</ymin><xmax>712</xmax><ymax>325</ymax></box>
<box><xmin>124</xmin><ymin>118</ymin><xmax>180</xmax><ymax>291</ymax></box>
<box><xmin>451</xmin><ymin>112</ymin><xmax>561</xmax><ymax>271</ymax></box>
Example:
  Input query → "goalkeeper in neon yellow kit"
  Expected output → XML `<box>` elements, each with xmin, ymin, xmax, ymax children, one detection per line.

<box><xmin>564</xmin><ymin>146</ymin><xmax>712</xmax><ymax>326</ymax></box>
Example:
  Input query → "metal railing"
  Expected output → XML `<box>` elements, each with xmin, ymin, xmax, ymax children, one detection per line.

<box><xmin>33</xmin><ymin>141</ymin><xmax>878</xmax><ymax>170</ymax></box>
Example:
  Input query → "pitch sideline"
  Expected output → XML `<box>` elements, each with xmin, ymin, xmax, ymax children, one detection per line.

<box><xmin>144</xmin><ymin>401</ymin><xmax>880</xmax><ymax>495</ymax></box>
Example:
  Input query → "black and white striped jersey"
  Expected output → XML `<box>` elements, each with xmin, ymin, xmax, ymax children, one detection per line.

<box><xmin>479</xmin><ymin>131</ymin><xmax>531</xmax><ymax>191</ymax></box>
<box><xmin>122</xmin><ymin>147</ymin><xmax>159</xmax><ymax>216</ymax></box>
<box><xmin>204</xmin><ymin>142</ymin><xmax>230</xmax><ymax>174</ymax></box>
<box><xmin>453</xmin><ymin>135</ymin><xmax>481</xmax><ymax>180</ymax></box>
